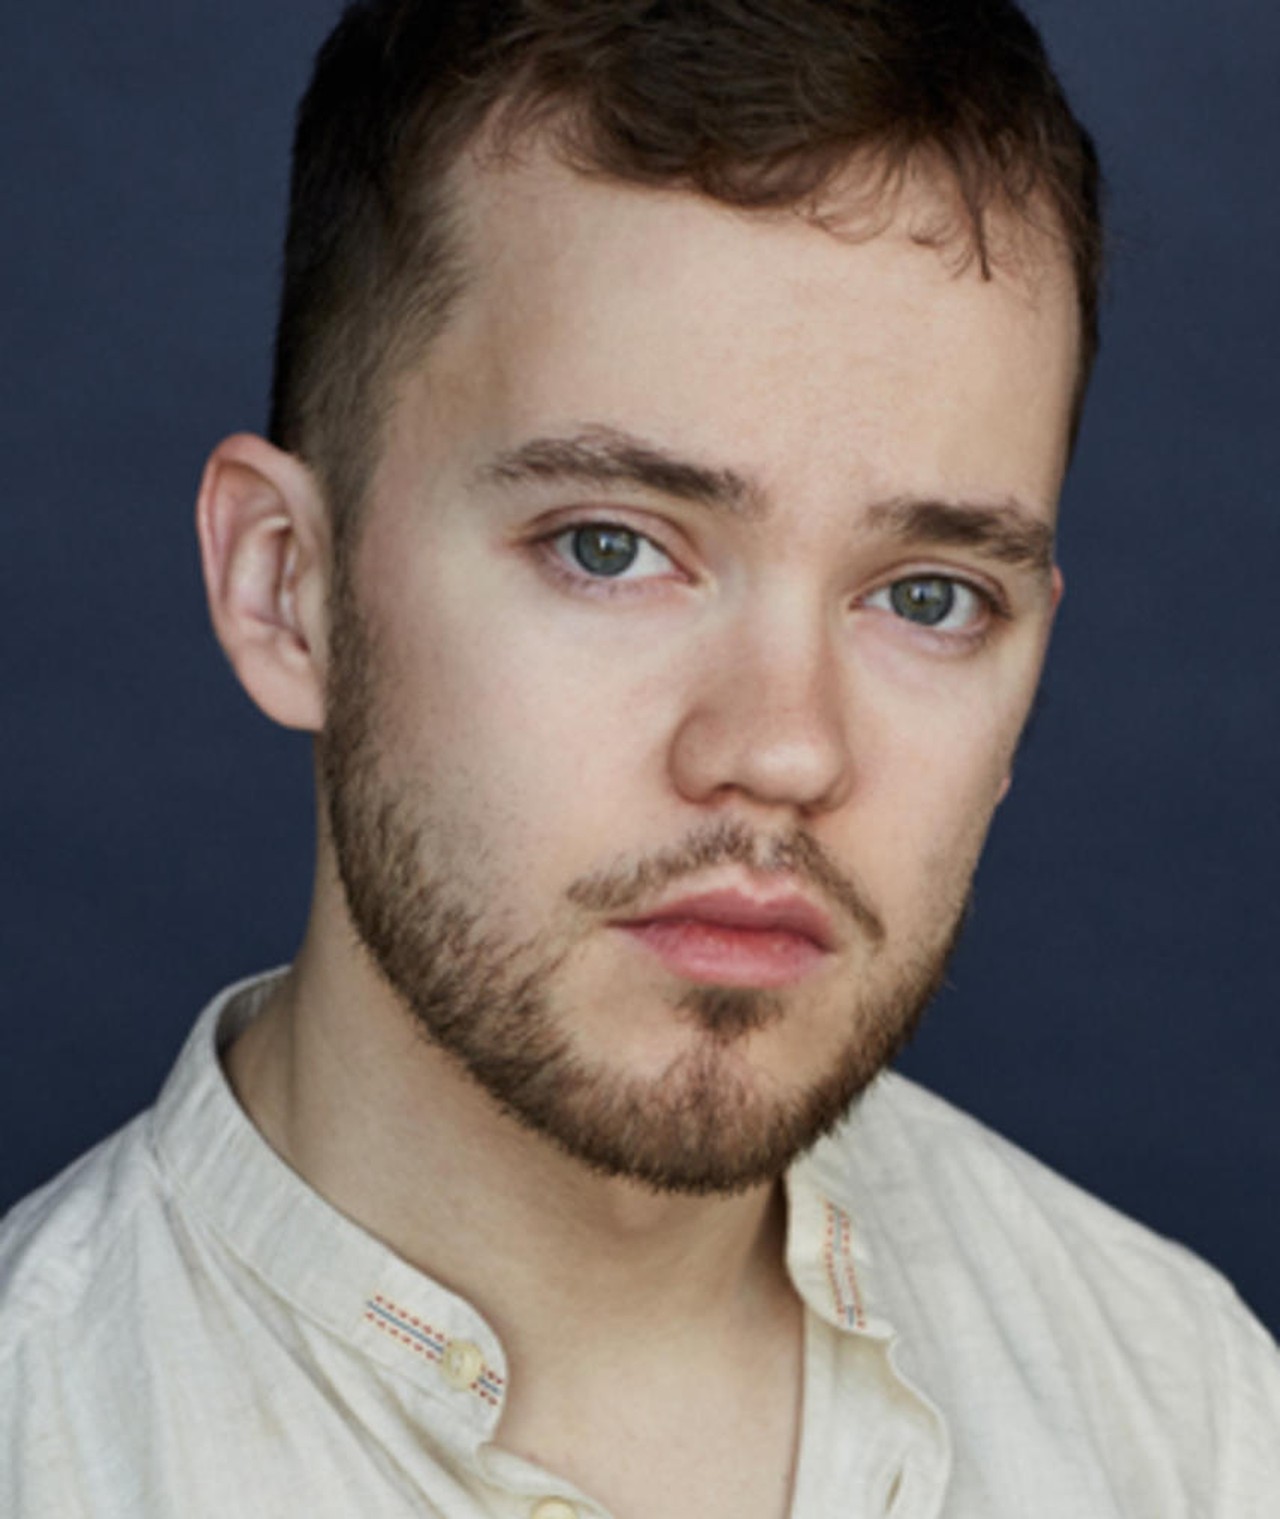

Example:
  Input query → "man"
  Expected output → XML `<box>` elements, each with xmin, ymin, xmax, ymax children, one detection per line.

<box><xmin>2</xmin><ymin>1</ymin><xmax>1276</xmax><ymax>1514</ymax></box>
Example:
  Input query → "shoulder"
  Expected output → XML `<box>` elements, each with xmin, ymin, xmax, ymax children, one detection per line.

<box><xmin>807</xmin><ymin>1074</ymin><xmax>1280</xmax><ymax>1503</ymax></box>
<box><xmin>0</xmin><ymin>1112</ymin><xmax>163</xmax><ymax>1350</ymax></box>
<box><xmin>0</xmin><ymin>970</ymin><xmax>280</xmax><ymax>1359</ymax></box>
<box><xmin>0</xmin><ymin>1114</ymin><xmax>173</xmax><ymax>1510</ymax></box>
<box><xmin>836</xmin><ymin>1074</ymin><xmax>1204</xmax><ymax>1251</ymax></box>
<box><xmin>829</xmin><ymin>1072</ymin><xmax>1250</xmax><ymax>1322</ymax></box>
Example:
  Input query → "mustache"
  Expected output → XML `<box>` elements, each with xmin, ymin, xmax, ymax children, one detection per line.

<box><xmin>566</xmin><ymin>818</ymin><xmax>885</xmax><ymax>946</ymax></box>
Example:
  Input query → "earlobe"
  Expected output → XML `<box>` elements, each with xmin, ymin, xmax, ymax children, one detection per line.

<box><xmin>196</xmin><ymin>433</ymin><xmax>330</xmax><ymax>732</ymax></box>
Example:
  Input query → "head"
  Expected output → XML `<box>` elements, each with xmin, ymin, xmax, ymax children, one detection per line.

<box><xmin>268</xmin><ymin>0</ymin><xmax>1102</xmax><ymax>555</ymax></box>
<box><xmin>201</xmin><ymin>0</ymin><xmax>1098</xmax><ymax>1195</ymax></box>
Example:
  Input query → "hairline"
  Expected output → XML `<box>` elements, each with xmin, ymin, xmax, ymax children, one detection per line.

<box><xmin>324</xmin><ymin>119</ymin><xmax>1090</xmax><ymax>564</ymax></box>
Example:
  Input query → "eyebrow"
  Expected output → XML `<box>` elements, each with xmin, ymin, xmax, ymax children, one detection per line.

<box><xmin>864</xmin><ymin>496</ymin><xmax>1057</xmax><ymax>575</ymax></box>
<box><xmin>477</xmin><ymin>424</ymin><xmax>1055</xmax><ymax>574</ymax></box>
<box><xmin>475</xmin><ymin>425</ymin><xmax>766</xmax><ymax>518</ymax></box>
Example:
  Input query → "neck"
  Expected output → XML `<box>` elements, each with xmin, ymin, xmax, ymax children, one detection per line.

<box><xmin>225</xmin><ymin>912</ymin><xmax>796</xmax><ymax>1372</ymax></box>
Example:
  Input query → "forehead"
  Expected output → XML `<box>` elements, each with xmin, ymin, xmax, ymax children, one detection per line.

<box><xmin>383</xmin><ymin>144</ymin><xmax>1080</xmax><ymax>522</ymax></box>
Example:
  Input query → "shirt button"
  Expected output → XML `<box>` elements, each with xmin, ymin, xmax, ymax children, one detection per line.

<box><xmin>440</xmin><ymin>1338</ymin><xmax>484</xmax><ymax>1390</ymax></box>
<box><xmin>531</xmin><ymin>1502</ymin><xmax>579</xmax><ymax>1519</ymax></box>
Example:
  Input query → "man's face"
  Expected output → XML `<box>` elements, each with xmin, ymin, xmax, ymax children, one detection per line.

<box><xmin>319</xmin><ymin>149</ymin><xmax>1078</xmax><ymax>1193</ymax></box>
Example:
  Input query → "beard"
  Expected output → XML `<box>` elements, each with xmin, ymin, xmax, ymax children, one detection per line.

<box><xmin>318</xmin><ymin>574</ymin><xmax>966</xmax><ymax>1196</ymax></box>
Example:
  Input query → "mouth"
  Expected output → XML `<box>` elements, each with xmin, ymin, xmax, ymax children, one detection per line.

<box><xmin>613</xmin><ymin>887</ymin><xmax>836</xmax><ymax>989</ymax></box>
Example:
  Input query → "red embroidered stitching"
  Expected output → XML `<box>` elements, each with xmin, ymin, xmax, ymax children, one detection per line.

<box><xmin>822</xmin><ymin>1200</ymin><xmax>867</xmax><ymax>1330</ymax></box>
<box><xmin>822</xmin><ymin>1204</ymin><xmax>842</xmax><ymax>1315</ymax></box>
<box><xmin>366</xmin><ymin>1295</ymin><xmax>506</xmax><ymax>1404</ymax></box>
<box><xmin>365</xmin><ymin>1310</ymin><xmax>440</xmax><ymax>1362</ymax></box>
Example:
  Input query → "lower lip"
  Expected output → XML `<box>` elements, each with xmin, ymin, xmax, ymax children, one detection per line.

<box><xmin>619</xmin><ymin>919</ymin><xmax>829</xmax><ymax>989</ymax></box>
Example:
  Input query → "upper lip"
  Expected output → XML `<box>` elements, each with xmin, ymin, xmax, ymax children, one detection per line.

<box><xmin>617</xmin><ymin>887</ymin><xmax>837</xmax><ymax>951</ymax></box>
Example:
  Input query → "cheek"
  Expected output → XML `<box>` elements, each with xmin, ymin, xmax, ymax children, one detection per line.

<box><xmin>846</xmin><ymin>679</ymin><xmax>1027</xmax><ymax>912</ymax></box>
<box><xmin>370</xmin><ymin>606</ymin><xmax>673</xmax><ymax>881</ymax></box>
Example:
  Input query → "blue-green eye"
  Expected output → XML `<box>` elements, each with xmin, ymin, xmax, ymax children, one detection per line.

<box><xmin>868</xmin><ymin>575</ymin><xmax>986</xmax><ymax>632</ymax></box>
<box><xmin>892</xmin><ymin>577</ymin><xmax>956</xmax><ymax>626</ymax></box>
<box><xmin>551</xmin><ymin>522</ymin><xmax>675</xmax><ymax>582</ymax></box>
<box><xmin>571</xmin><ymin>525</ymin><xmax>641</xmax><ymax>577</ymax></box>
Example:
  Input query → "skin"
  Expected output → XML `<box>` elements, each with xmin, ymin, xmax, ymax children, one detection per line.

<box><xmin>198</xmin><ymin>143</ymin><xmax>1078</xmax><ymax>1519</ymax></box>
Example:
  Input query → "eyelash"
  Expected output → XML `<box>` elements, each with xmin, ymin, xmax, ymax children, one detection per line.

<box><xmin>530</xmin><ymin>517</ymin><xmax>1009</xmax><ymax>643</ymax></box>
<box><xmin>533</xmin><ymin>519</ymin><xmax>685</xmax><ymax>598</ymax></box>
<box><xmin>861</xmin><ymin>572</ymin><xmax>1007</xmax><ymax>647</ymax></box>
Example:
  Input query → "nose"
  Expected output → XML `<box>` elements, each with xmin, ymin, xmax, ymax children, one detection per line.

<box><xmin>668</xmin><ymin>599</ymin><xmax>855</xmax><ymax>818</ymax></box>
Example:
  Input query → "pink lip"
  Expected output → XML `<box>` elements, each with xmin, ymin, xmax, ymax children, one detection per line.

<box><xmin>615</xmin><ymin>888</ymin><xmax>835</xmax><ymax>989</ymax></box>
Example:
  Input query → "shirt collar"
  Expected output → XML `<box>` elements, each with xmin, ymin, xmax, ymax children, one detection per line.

<box><xmin>151</xmin><ymin>973</ymin><xmax>510</xmax><ymax>1455</ymax></box>
<box><xmin>785</xmin><ymin>1103</ymin><xmax>897</xmax><ymax>1341</ymax></box>
<box><xmin>152</xmin><ymin>973</ymin><xmax>901</xmax><ymax>1450</ymax></box>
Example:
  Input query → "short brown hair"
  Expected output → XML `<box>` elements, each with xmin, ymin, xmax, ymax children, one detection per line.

<box><xmin>269</xmin><ymin>0</ymin><xmax>1102</xmax><ymax>540</ymax></box>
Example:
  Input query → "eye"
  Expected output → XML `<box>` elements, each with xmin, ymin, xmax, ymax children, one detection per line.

<box><xmin>866</xmin><ymin>575</ymin><xmax>989</xmax><ymax>633</ymax></box>
<box><xmin>552</xmin><ymin>522</ymin><xmax>674</xmax><ymax>581</ymax></box>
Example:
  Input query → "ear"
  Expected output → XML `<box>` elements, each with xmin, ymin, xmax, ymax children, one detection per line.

<box><xmin>997</xmin><ymin>562</ymin><xmax>1065</xmax><ymax>805</ymax></box>
<box><xmin>196</xmin><ymin>433</ymin><xmax>331</xmax><ymax>731</ymax></box>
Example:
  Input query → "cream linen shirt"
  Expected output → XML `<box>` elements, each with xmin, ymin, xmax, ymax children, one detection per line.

<box><xmin>3</xmin><ymin>972</ymin><xmax>1278</xmax><ymax>1517</ymax></box>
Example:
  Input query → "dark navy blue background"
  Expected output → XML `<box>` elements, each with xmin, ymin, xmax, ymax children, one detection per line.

<box><xmin>2</xmin><ymin>4</ymin><xmax>1277</xmax><ymax>1332</ymax></box>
